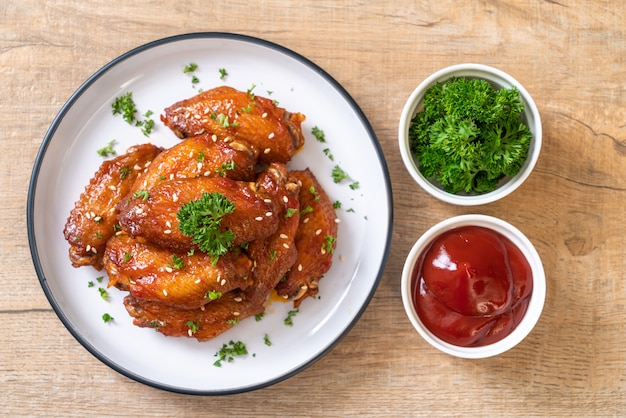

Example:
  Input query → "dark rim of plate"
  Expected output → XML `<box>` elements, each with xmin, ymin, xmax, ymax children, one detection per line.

<box><xmin>26</xmin><ymin>32</ymin><xmax>394</xmax><ymax>396</ymax></box>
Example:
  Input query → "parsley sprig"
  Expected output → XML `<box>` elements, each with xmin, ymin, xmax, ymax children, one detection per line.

<box><xmin>177</xmin><ymin>192</ymin><xmax>235</xmax><ymax>263</ymax></box>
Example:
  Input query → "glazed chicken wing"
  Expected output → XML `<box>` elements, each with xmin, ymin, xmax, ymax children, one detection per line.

<box><xmin>128</xmin><ymin>133</ymin><xmax>258</xmax><ymax>196</ymax></box>
<box><xmin>63</xmin><ymin>143</ymin><xmax>163</xmax><ymax>270</ymax></box>
<box><xmin>117</xmin><ymin>176</ymin><xmax>280</xmax><ymax>253</ymax></box>
<box><xmin>124</xmin><ymin>163</ymin><xmax>301</xmax><ymax>341</ymax></box>
<box><xmin>161</xmin><ymin>86</ymin><xmax>306</xmax><ymax>164</ymax></box>
<box><xmin>275</xmin><ymin>169</ymin><xmax>338</xmax><ymax>306</ymax></box>
<box><xmin>104</xmin><ymin>234</ymin><xmax>253</xmax><ymax>309</ymax></box>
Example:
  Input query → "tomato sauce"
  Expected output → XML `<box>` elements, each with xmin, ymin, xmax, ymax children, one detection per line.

<box><xmin>412</xmin><ymin>226</ymin><xmax>533</xmax><ymax>347</ymax></box>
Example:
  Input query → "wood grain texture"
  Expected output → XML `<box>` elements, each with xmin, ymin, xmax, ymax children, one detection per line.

<box><xmin>2</xmin><ymin>0</ymin><xmax>626</xmax><ymax>415</ymax></box>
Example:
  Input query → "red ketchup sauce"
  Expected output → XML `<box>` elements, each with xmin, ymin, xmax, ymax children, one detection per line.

<box><xmin>412</xmin><ymin>226</ymin><xmax>533</xmax><ymax>347</ymax></box>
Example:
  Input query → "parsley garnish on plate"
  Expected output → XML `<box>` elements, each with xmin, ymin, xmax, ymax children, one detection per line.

<box><xmin>213</xmin><ymin>340</ymin><xmax>248</xmax><ymax>367</ymax></box>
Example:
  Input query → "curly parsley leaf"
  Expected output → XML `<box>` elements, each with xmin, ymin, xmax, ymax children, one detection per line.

<box><xmin>177</xmin><ymin>192</ymin><xmax>235</xmax><ymax>263</ymax></box>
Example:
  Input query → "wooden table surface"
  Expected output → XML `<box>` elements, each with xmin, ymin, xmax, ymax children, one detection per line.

<box><xmin>3</xmin><ymin>1</ymin><xmax>626</xmax><ymax>416</ymax></box>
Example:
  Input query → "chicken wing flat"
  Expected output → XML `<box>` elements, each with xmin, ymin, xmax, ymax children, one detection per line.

<box><xmin>128</xmin><ymin>133</ymin><xmax>258</xmax><ymax>196</ymax></box>
<box><xmin>123</xmin><ymin>163</ymin><xmax>301</xmax><ymax>341</ymax></box>
<box><xmin>103</xmin><ymin>234</ymin><xmax>252</xmax><ymax>309</ymax></box>
<box><xmin>124</xmin><ymin>289</ymin><xmax>263</xmax><ymax>340</ymax></box>
<box><xmin>117</xmin><ymin>176</ymin><xmax>280</xmax><ymax>253</ymax></box>
<box><xmin>160</xmin><ymin>86</ymin><xmax>306</xmax><ymax>164</ymax></box>
<box><xmin>63</xmin><ymin>143</ymin><xmax>163</xmax><ymax>270</ymax></box>
<box><xmin>275</xmin><ymin>169</ymin><xmax>338</xmax><ymax>307</ymax></box>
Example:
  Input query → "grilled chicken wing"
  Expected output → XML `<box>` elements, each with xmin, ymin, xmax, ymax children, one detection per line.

<box><xmin>117</xmin><ymin>176</ymin><xmax>280</xmax><ymax>253</ymax></box>
<box><xmin>160</xmin><ymin>86</ymin><xmax>306</xmax><ymax>164</ymax></box>
<box><xmin>63</xmin><ymin>143</ymin><xmax>163</xmax><ymax>270</ymax></box>
<box><xmin>128</xmin><ymin>133</ymin><xmax>258</xmax><ymax>196</ymax></box>
<box><xmin>103</xmin><ymin>234</ymin><xmax>252</xmax><ymax>309</ymax></box>
<box><xmin>124</xmin><ymin>163</ymin><xmax>301</xmax><ymax>341</ymax></box>
<box><xmin>275</xmin><ymin>169</ymin><xmax>338</xmax><ymax>306</ymax></box>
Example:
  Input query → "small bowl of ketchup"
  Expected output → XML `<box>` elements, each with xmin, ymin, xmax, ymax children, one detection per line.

<box><xmin>401</xmin><ymin>214</ymin><xmax>545</xmax><ymax>358</ymax></box>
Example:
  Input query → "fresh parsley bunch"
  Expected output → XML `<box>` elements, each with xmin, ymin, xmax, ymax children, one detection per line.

<box><xmin>408</xmin><ymin>77</ymin><xmax>532</xmax><ymax>194</ymax></box>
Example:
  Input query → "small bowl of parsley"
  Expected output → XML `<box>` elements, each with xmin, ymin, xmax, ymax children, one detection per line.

<box><xmin>398</xmin><ymin>63</ymin><xmax>542</xmax><ymax>205</ymax></box>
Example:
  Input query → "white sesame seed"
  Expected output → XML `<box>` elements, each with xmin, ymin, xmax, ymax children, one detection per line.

<box><xmin>144</xmin><ymin>161</ymin><xmax>151</xmax><ymax>168</ymax></box>
<box><xmin>303</xmin><ymin>217</ymin><xmax>310</xmax><ymax>224</ymax></box>
<box><xmin>283</xmin><ymin>196</ymin><xmax>288</xmax><ymax>203</ymax></box>
<box><xmin>197</xmin><ymin>162</ymin><xmax>203</xmax><ymax>171</ymax></box>
<box><xmin>280</xmin><ymin>233</ymin><xmax>288</xmax><ymax>239</ymax></box>
<box><xmin>184</xmin><ymin>111</ymin><xmax>191</xmax><ymax>118</ymax></box>
<box><xmin>134</xmin><ymin>164</ymin><xmax>141</xmax><ymax>171</ymax></box>
<box><xmin>188</xmin><ymin>329</ymin><xmax>193</xmax><ymax>337</ymax></box>
<box><xmin>268</xmin><ymin>132</ymin><xmax>275</xmax><ymax>139</ymax></box>
<box><xmin>165</xmin><ymin>266</ymin><xmax>173</xmax><ymax>273</ymax></box>
<box><xmin>298</xmin><ymin>264</ymin><xmax>303</xmax><ymax>272</ymax></box>
<box><xmin>93</xmin><ymin>216</ymin><xmax>102</xmax><ymax>222</ymax></box>
<box><xmin>264</xmin><ymin>198</ymin><xmax>272</xmax><ymax>203</ymax></box>
<box><xmin>172</xmin><ymin>194</ymin><xmax>179</xmax><ymax>202</ymax></box>
<box><xmin>261</xmin><ymin>112</ymin><xmax>267</xmax><ymax>118</ymax></box>
<box><xmin>108</xmin><ymin>185</ymin><xmax>117</xmax><ymax>191</ymax></box>
<box><xmin>204</xmin><ymin>171</ymin><xmax>211</xmax><ymax>176</ymax></box>
<box><xmin>220</xmin><ymin>279</ymin><xmax>226</xmax><ymax>286</ymax></box>
<box><xmin>164</xmin><ymin>229</ymin><xmax>172</xmax><ymax>234</ymax></box>
<box><xmin>283</xmin><ymin>243</ymin><xmax>290</xmax><ymax>249</ymax></box>
<box><xmin>136</xmin><ymin>208</ymin><xmax>144</xmax><ymax>215</ymax></box>
<box><xmin>163</xmin><ymin>289</ymin><xmax>168</xmax><ymax>296</ymax></box>
<box><xmin>264</xmin><ymin>148</ymin><xmax>271</xmax><ymax>154</ymax></box>
<box><xmin>255</xmin><ymin>216</ymin><xmax>263</xmax><ymax>221</ymax></box>
<box><xmin>90</xmin><ymin>211</ymin><xmax>96</xmax><ymax>218</ymax></box>
<box><xmin>265</xmin><ymin>211</ymin><xmax>273</xmax><ymax>217</ymax></box>
<box><xmin>321</xmin><ymin>248</ymin><xmax>327</xmax><ymax>255</ymax></box>
<box><xmin>234</xmin><ymin>297</ymin><xmax>242</xmax><ymax>302</ymax></box>
<box><xmin>169</xmin><ymin>173</ymin><xmax>175</xmax><ymax>180</ymax></box>
<box><xmin>115</xmin><ymin>231</ymin><xmax>123</xmax><ymax>236</ymax></box>
<box><xmin>211</xmin><ymin>134</ymin><xmax>217</xmax><ymax>142</ymax></box>
<box><xmin>195</xmin><ymin>279</ymin><xmax>201</xmax><ymax>284</ymax></box>
<box><xmin>335</xmin><ymin>218</ymin><xmax>341</xmax><ymax>223</ymax></box>
<box><xmin>204</xmin><ymin>107</ymin><xmax>210</xmax><ymax>114</ymax></box>
<box><xmin>233</xmin><ymin>311</ymin><xmax>240</xmax><ymax>316</ymax></box>
<box><xmin>86</xmin><ymin>244</ymin><xmax>91</xmax><ymax>252</ymax></box>
<box><xmin>165</xmin><ymin>221</ymin><xmax>172</xmax><ymax>228</ymax></box>
<box><xmin>315</xmin><ymin>229</ymin><xmax>322</xmax><ymax>235</ymax></box>
<box><xmin>173</xmin><ymin>115</ymin><xmax>179</xmax><ymax>122</ymax></box>
<box><xmin>142</xmin><ymin>180</ymin><xmax>147</xmax><ymax>188</ymax></box>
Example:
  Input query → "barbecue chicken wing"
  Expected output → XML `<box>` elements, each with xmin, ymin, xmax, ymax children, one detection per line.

<box><xmin>104</xmin><ymin>234</ymin><xmax>253</xmax><ymax>309</ymax></box>
<box><xmin>116</xmin><ymin>175</ymin><xmax>280</xmax><ymax>253</ymax></box>
<box><xmin>161</xmin><ymin>86</ymin><xmax>306</xmax><ymax>164</ymax></box>
<box><xmin>63</xmin><ymin>143</ymin><xmax>163</xmax><ymax>270</ymax></box>
<box><xmin>124</xmin><ymin>163</ymin><xmax>301</xmax><ymax>341</ymax></box>
<box><xmin>275</xmin><ymin>169</ymin><xmax>338</xmax><ymax>306</ymax></box>
<box><xmin>128</xmin><ymin>133</ymin><xmax>258</xmax><ymax>196</ymax></box>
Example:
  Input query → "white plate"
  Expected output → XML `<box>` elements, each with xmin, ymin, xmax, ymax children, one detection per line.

<box><xmin>27</xmin><ymin>33</ymin><xmax>393</xmax><ymax>395</ymax></box>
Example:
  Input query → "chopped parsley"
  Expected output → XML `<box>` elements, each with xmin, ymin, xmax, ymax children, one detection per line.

<box><xmin>226</xmin><ymin>318</ymin><xmax>240</xmax><ymax>325</ymax></box>
<box><xmin>331</xmin><ymin>165</ymin><xmax>350</xmax><ymax>184</ymax></box>
<box><xmin>102</xmin><ymin>313</ymin><xmax>114</xmax><ymax>323</ymax></box>
<box><xmin>285</xmin><ymin>207</ymin><xmax>298</xmax><ymax>218</ymax></box>
<box><xmin>323</xmin><ymin>236</ymin><xmax>336</xmax><ymax>254</ymax></box>
<box><xmin>284</xmin><ymin>309</ymin><xmax>299</xmax><ymax>327</ymax></box>
<box><xmin>111</xmin><ymin>92</ymin><xmax>137</xmax><ymax>124</ymax></box>
<box><xmin>98</xmin><ymin>287</ymin><xmax>109</xmax><ymax>301</ymax></box>
<box><xmin>264</xmin><ymin>333</ymin><xmax>272</xmax><ymax>346</ymax></box>
<box><xmin>123</xmin><ymin>252</ymin><xmax>132</xmax><ymax>262</ymax></box>
<box><xmin>87</xmin><ymin>281</ymin><xmax>94</xmax><ymax>288</ymax></box>
<box><xmin>323</xmin><ymin>148</ymin><xmax>334</xmax><ymax>161</ymax></box>
<box><xmin>186</xmin><ymin>320</ymin><xmax>200</xmax><ymax>335</ymax></box>
<box><xmin>215</xmin><ymin>161</ymin><xmax>235</xmax><ymax>177</ymax></box>
<box><xmin>119</xmin><ymin>166</ymin><xmax>131</xmax><ymax>179</ymax></box>
<box><xmin>133</xmin><ymin>189</ymin><xmax>150</xmax><ymax>201</ymax></box>
<box><xmin>166</xmin><ymin>254</ymin><xmax>185</xmax><ymax>270</ymax></box>
<box><xmin>197</xmin><ymin>151</ymin><xmax>205</xmax><ymax>162</ymax></box>
<box><xmin>97</xmin><ymin>140</ymin><xmax>117</xmax><ymax>157</ymax></box>
<box><xmin>213</xmin><ymin>340</ymin><xmax>248</xmax><ymax>367</ymax></box>
<box><xmin>312</xmin><ymin>126</ymin><xmax>326</xmax><ymax>142</ymax></box>
<box><xmin>255</xmin><ymin>312</ymin><xmax>265</xmax><ymax>321</ymax></box>
<box><xmin>205</xmin><ymin>290</ymin><xmax>222</xmax><ymax>300</ymax></box>
<box><xmin>183</xmin><ymin>63</ymin><xmax>198</xmax><ymax>73</ymax></box>
<box><xmin>219</xmin><ymin>68</ymin><xmax>228</xmax><ymax>80</ymax></box>
<box><xmin>177</xmin><ymin>192</ymin><xmax>236</xmax><ymax>263</ymax></box>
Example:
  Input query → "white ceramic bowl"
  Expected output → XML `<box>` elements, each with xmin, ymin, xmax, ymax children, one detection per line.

<box><xmin>401</xmin><ymin>214</ymin><xmax>546</xmax><ymax>358</ymax></box>
<box><xmin>398</xmin><ymin>63</ymin><xmax>542</xmax><ymax>206</ymax></box>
